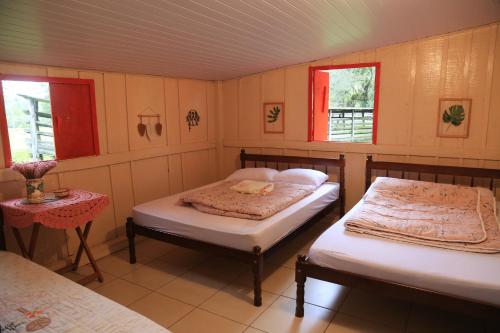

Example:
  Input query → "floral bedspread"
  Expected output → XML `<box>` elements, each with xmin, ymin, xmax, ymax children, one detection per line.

<box><xmin>345</xmin><ymin>177</ymin><xmax>500</xmax><ymax>253</ymax></box>
<box><xmin>181</xmin><ymin>180</ymin><xmax>315</xmax><ymax>220</ymax></box>
<box><xmin>0</xmin><ymin>252</ymin><xmax>169</xmax><ymax>332</ymax></box>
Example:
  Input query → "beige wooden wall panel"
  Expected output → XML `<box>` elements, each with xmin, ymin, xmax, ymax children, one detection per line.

<box><xmin>179</xmin><ymin>79</ymin><xmax>208</xmax><ymax>144</ymax></box>
<box><xmin>410</xmin><ymin>36</ymin><xmax>445</xmax><ymax>148</ymax></box>
<box><xmin>284</xmin><ymin>64</ymin><xmax>308</xmax><ymax>142</ymax></box>
<box><xmin>261</xmin><ymin>69</ymin><xmax>285</xmax><ymax>141</ymax></box>
<box><xmin>222</xmin><ymin>147</ymin><xmax>240</xmax><ymax>178</ymax></box>
<box><xmin>59</xmin><ymin>167</ymin><xmax>116</xmax><ymax>252</ymax></box>
<box><xmin>464</xmin><ymin>25</ymin><xmax>496</xmax><ymax>150</ymax></box>
<box><xmin>486</xmin><ymin>25</ymin><xmax>500</xmax><ymax>149</ymax></box>
<box><xmin>208</xmin><ymin>148</ymin><xmax>218</xmax><ymax>182</ymax></box>
<box><xmin>164</xmin><ymin>78</ymin><xmax>181</xmax><ymax>146</ymax></box>
<box><xmin>222</xmin><ymin>79</ymin><xmax>239</xmax><ymax>140</ymax></box>
<box><xmin>109</xmin><ymin>162</ymin><xmax>135</xmax><ymax>234</ymax></box>
<box><xmin>238</xmin><ymin>75</ymin><xmax>261</xmax><ymax>140</ymax></box>
<box><xmin>168</xmin><ymin>154</ymin><xmax>184</xmax><ymax>194</ymax></box>
<box><xmin>220</xmin><ymin>23</ymin><xmax>500</xmax><ymax>210</ymax></box>
<box><xmin>126</xmin><ymin>74</ymin><xmax>167</xmax><ymax>150</ymax></box>
<box><xmin>329</xmin><ymin>53</ymin><xmax>354</xmax><ymax>66</ymax></box>
<box><xmin>261</xmin><ymin>148</ymin><xmax>283</xmax><ymax>155</ymax></box>
<box><xmin>131</xmin><ymin>156</ymin><xmax>170</xmax><ymax>204</ymax></box>
<box><xmin>47</xmin><ymin>67</ymin><xmax>79</xmax><ymax>78</ymax></box>
<box><xmin>375</xmin><ymin>43</ymin><xmax>413</xmax><ymax>146</ymax></box>
<box><xmin>0</xmin><ymin>63</ymin><xmax>47</xmax><ymax>76</ymax></box>
<box><xmin>359</xmin><ymin>50</ymin><xmax>377</xmax><ymax>63</ymax></box>
<box><xmin>207</xmin><ymin>81</ymin><xmax>217</xmax><ymax>143</ymax></box>
<box><xmin>103</xmin><ymin>73</ymin><xmax>129</xmax><ymax>153</ymax></box>
<box><xmin>439</xmin><ymin>31</ymin><xmax>472</xmax><ymax>150</ymax></box>
<box><xmin>181</xmin><ymin>150</ymin><xmax>210</xmax><ymax>190</ymax></box>
<box><xmin>79</xmin><ymin>71</ymin><xmax>108</xmax><ymax>155</ymax></box>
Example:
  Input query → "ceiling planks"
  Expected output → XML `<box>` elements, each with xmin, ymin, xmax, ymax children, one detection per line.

<box><xmin>0</xmin><ymin>0</ymin><xmax>499</xmax><ymax>80</ymax></box>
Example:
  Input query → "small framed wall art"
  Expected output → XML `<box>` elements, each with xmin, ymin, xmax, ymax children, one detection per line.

<box><xmin>263</xmin><ymin>102</ymin><xmax>285</xmax><ymax>134</ymax></box>
<box><xmin>436</xmin><ymin>98</ymin><xmax>472</xmax><ymax>138</ymax></box>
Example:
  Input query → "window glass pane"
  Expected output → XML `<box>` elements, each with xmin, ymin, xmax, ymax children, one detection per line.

<box><xmin>326</xmin><ymin>66</ymin><xmax>375</xmax><ymax>143</ymax></box>
<box><xmin>2</xmin><ymin>80</ymin><xmax>56</xmax><ymax>163</ymax></box>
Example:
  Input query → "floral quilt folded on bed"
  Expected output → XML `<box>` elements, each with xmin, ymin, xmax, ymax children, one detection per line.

<box><xmin>345</xmin><ymin>177</ymin><xmax>500</xmax><ymax>253</ymax></box>
<box><xmin>180</xmin><ymin>180</ymin><xmax>315</xmax><ymax>220</ymax></box>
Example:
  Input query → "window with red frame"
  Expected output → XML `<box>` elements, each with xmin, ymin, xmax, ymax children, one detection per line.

<box><xmin>0</xmin><ymin>75</ymin><xmax>99</xmax><ymax>166</ymax></box>
<box><xmin>308</xmin><ymin>63</ymin><xmax>380</xmax><ymax>143</ymax></box>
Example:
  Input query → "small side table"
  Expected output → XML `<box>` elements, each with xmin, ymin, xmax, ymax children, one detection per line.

<box><xmin>0</xmin><ymin>189</ymin><xmax>109</xmax><ymax>285</ymax></box>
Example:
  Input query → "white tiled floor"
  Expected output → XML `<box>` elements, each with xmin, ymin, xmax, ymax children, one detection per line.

<box><xmin>65</xmin><ymin>213</ymin><xmax>499</xmax><ymax>333</ymax></box>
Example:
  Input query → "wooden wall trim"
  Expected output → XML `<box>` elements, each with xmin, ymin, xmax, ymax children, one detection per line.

<box><xmin>222</xmin><ymin>140</ymin><xmax>500</xmax><ymax>161</ymax></box>
<box><xmin>0</xmin><ymin>142</ymin><xmax>216</xmax><ymax>182</ymax></box>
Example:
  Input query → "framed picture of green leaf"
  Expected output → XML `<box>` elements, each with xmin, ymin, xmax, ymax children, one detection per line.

<box><xmin>437</xmin><ymin>98</ymin><xmax>471</xmax><ymax>138</ymax></box>
<box><xmin>263</xmin><ymin>102</ymin><xmax>285</xmax><ymax>134</ymax></box>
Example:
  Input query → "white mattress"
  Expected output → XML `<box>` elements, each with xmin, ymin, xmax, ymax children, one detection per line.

<box><xmin>309</xmin><ymin>200</ymin><xmax>500</xmax><ymax>306</ymax></box>
<box><xmin>133</xmin><ymin>181</ymin><xmax>339</xmax><ymax>252</ymax></box>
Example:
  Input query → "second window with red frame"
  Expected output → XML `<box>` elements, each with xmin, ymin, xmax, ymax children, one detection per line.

<box><xmin>308</xmin><ymin>63</ymin><xmax>380</xmax><ymax>144</ymax></box>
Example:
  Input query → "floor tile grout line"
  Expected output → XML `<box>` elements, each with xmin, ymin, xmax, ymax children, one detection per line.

<box><xmin>195</xmin><ymin>307</ymin><xmax>259</xmax><ymax>329</ymax></box>
<box><xmin>125</xmin><ymin>289</ymin><xmax>155</xmax><ymax>308</ymax></box>
<box><xmin>166</xmin><ymin>303</ymin><xmax>199</xmax><ymax>329</ymax></box>
<box><xmin>247</xmin><ymin>295</ymin><xmax>282</xmax><ymax>328</ymax></box>
<box><xmin>279</xmin><ymin>294</ymin><xmax>330</xmax><ymax>311</ymax></box>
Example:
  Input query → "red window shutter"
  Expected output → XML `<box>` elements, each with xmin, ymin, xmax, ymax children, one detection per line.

<box><xmin>50</xmin><ymin>81</ymin><xmax>99</xmax><ymax>160</ymax></box>
<box><xmin>312</xmin><ymin>70</ymin><xmax>330</xmax><ymax>141</ymax></box>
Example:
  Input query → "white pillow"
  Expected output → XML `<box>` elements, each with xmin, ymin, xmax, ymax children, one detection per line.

<box><xmin>273</xmin><ymin>168</ymin><xmax>328</xmax><ymax>187</ymax></box>
<box><xmin>226</xmin><ymin>168</ymin><xmax>279</xmax><ymax>181</ymax></box>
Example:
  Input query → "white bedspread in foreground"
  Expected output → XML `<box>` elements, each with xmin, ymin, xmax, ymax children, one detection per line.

<box><xmin>0</xmin><ymin>252</ymin><xmax>169</xmax><ymax>333</ymax></box>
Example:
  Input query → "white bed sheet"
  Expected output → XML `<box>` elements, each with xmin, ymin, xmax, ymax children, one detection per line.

<box><xmin>133</xmin><ymin>181</ymin><xmax>339</xmax><ymax>252</ymax></box>
<box><xmin>309</xmin><ymin>200</ymin><xmax>500</xmax><ymax>306</ymax></box>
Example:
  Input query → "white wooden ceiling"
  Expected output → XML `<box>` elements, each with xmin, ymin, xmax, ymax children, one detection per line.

<box><xmin>0</xmin><ymin>0</ymin><xmax>499</xmax><ymax>80</ymax></box>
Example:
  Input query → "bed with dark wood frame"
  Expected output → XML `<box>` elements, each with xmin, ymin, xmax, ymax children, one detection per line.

<box><xmin>295</xmin><ymin>155</ymin><xmax>500</xmax><ymax>319</ymax></box>
<box><xmin>126</xmin><ymin>149</ymin><xmax>345</xmax><ymax>306</ymax></box>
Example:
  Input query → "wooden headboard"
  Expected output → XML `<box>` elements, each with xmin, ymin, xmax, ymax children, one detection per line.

<box><xmin>240</xmin><ymin>149</ymin><xmax>345</xmax><ymax>215</ymax></box>
<box><xmin>365</xmin><ymin>155</ymin><xmax>500</xmax><ymax>193</ymax></box>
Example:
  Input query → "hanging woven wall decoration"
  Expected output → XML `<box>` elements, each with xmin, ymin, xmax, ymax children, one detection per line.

<box><xmin>186</xmin><ymin>109</ymin><xmax>200</xmax><ymax>131</ymax></box>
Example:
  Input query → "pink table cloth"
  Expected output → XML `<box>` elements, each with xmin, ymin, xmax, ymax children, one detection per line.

<box><xmin>0</xmin><ymin>190</ymin><xmax>109</xmax><ymax>229</ymax></box>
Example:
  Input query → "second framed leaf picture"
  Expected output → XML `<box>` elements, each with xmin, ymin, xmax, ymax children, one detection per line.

<box><xmin>437</xmin><ymin>98</ymin><xmax>471</xmax><ymax>138</ymax></box>
<box><xmin>263</xmin><ymin>102</ymin><xmax>285</xmax><ymax>134</ymax></box>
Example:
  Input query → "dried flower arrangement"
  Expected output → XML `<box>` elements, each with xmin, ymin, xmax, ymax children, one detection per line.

<box><xmin>11</xmin><ymin>160</ymin><xmax>57</xmax><ymax>180</ymax></box>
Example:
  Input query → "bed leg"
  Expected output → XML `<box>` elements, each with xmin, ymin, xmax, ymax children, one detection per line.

<box><xmin>295</xmin><ymin>255</ymin><xmax>307</xmax><ymax>317</ymax></box>
<box><xmin>252</xmin><ymin>246</ymin><xmax>263</xmax><ymax>306</ymax></box>
<box><xmin>126</xmin><ymin>217</ymin><xmax>136</xmax><ymax>264</ymax></box>
<box><xmin>339</xmin><ymin>197</ymin><xmax>345</xmax><ymax>218</ymax></box>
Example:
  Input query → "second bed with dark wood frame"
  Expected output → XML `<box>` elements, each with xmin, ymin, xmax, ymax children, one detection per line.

<box><xmin>126</xmin><ymin>149</ymin><xmax>345</xmax><ymax>306</ymax></box>
<box><xmin>295</xmin><ymin>155</ymin><xmax>500</xmax><ymax>319</ymax></box>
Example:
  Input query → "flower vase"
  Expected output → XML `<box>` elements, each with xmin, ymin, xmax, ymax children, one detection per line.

<box><xmin>26</xmin><ymin>178</ymin><xmax>44</xmax><ymax>203</ymax></box>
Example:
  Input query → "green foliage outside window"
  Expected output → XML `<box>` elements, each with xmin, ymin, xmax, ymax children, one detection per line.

<box><xmin>328</xmin><ymin>67</ymin><xmax>375</xmax><ymax>108</ymax></box>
